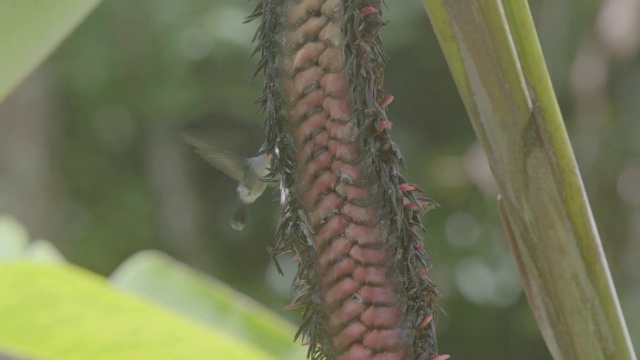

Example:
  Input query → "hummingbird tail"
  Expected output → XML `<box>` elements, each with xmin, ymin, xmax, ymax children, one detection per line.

<box><xmin>230</xmin><ymin>201</ymin><xmax>248</xmax><ymax>231</ymax></box>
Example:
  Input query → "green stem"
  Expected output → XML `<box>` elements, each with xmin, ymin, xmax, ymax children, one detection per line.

<box><xmin>422</xmin><ymin>1</ymin><xmax>636</xmax><ymax>359</ymax></box>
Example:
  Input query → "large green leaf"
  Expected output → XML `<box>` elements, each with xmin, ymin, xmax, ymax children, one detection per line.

<box><xmin>0</xmin><ymin>216</ymin><xmax>300</xmax><ymax>359</ymax></box>
<box><xmin>110</xmin><ymin>251</ymin><xmax>306</xmax><ymax>360</ymax></box>
<box><xmin>0</xmin><ymin>262</ymin><xmax>275</xmax><ymax>360</ymax></box>
<box><xmin>0</xmin><ymin>0</ymin><xmax>102</xmax><ymax>103</ymax></box>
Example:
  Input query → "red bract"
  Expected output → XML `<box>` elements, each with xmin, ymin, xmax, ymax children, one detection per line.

<box><xmin>377</xmin><ymin>121</ymin><xmax>393</xmax><ymax>131</ymax></box>
<box><xmin>360</xmin><ymin>6</ymin><xmax>378</xmax><ymax>15</ymax></box>
<box><xmin>419</xmin><ymin>315</ymin><xmax>433</xmax><ymax>330</ymax></box>
<box><xmin>399</xmin><ymin>183</ymin><xmax>416</xmax><ymax>192</ymax></box>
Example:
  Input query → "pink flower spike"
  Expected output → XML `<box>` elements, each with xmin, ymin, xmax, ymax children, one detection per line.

<box><xmin>410</xmin><ymin>224</ymin><xmax>416</xmax><ymax>230</ymax></box>
<box><xmin>399</xmin><ymin>183</ymin><xmax>416</xmax><ymax>192</ymax></box>
<box><xmin>378</xmin><ymin>94</ymin><xmax>394</xmax><ymax>108</ymax></box>
<box><xmin>417</xmin><ymin>242</ymin><xmax>424</xmax><ymax>250</ymax></box>
<box><xmin>292</xmin><ymin>254</ymin><xmax>299</xmax><ymax>261</ymax></box>
<box><xmin>419</xmin><ymin>315</ymin><xmax>433</xmax><ymax>329</ymax></box>
<box><xmin>376</xmin><ymin>121</ymin><xmax>393</xmax><ymax>131</ymax></box>
<box><xmin>418</xmin><ymin>268</ymin><xmax>427</xmax><ymax>276</ymax></box>
<box><xmin>267</xmin><ymin>153</ymin><xmax>274</xmax><ymax>159</ymax></box>
<box><xmin>430</xmin><ymin>355</ymin><xmax>451</xmax><ymax>360</ymax></box>
<box><xmin>360</xmin><ymin>6</ymin><xmax>379</xmax><ymax>15</ymax></box>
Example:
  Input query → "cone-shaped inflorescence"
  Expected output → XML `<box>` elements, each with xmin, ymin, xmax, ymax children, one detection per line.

<box><xmin>247</xmin><ymin>1</ymin><xmax>445</xmax><ymax>359</ymax></box>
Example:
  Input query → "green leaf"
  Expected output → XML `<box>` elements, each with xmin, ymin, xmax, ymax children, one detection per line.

<box><xmin>0</xmin><ymin>262</ymin><xmax>275</xmax><ymax>360</ymax></box>
<box><xmin>0</xmin><ymin>0</ymin><xmax>102</xmax><ymax>103</ymax></box>
<box><xmin>110</xmin><ymin>250</ymin><xmax>305</xmax><ymax>360</ymax></box>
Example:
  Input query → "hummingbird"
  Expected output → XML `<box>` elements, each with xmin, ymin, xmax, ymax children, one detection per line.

<box><xmin>183</xmin><ymin>114</ymin><xmax>271</xmax><ymax>231</ymax></box>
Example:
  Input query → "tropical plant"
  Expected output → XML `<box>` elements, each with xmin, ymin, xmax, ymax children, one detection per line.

<box><xmin>0</xmin><ymin>1</ymin><xmax>636</xmax><ymax>359</ymax></box>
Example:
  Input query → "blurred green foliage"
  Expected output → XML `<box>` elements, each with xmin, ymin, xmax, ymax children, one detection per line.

<box><xmin>0</xmin><ymin>0</ymin><xmax>638</xmax><ymax>359</ymax></box>
<box><xmin>0</xmin><ymin>216</ymin><xmax>303</xmax><ymax>359</ymax></box>
<box><xmin>0</xmin><ymin>0</ymin><xmax>101</xmax><ymax>101</ymax></box>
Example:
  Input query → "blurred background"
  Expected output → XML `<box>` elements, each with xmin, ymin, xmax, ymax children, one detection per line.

<box><xmin>0</xmin><ymin>0</ymin><xmax>638</xmax><ymax>358</ymax></box>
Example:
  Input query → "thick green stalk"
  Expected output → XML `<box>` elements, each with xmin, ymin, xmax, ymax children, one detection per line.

<box><xmin>422</xmin><ymin>1</ymin><xmax>636</xmax><ymax>359</ymax></box>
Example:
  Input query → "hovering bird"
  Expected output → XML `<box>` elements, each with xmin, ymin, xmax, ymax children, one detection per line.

<box><xmin>184</xmin><ymin>114</ymin><xmax>271</xmax><ymax>230</ymax></box>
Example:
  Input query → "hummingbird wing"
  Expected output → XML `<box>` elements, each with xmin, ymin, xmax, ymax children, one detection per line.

<box><xmin>183</xmin><ymin>114</ymin><xmax>266</xmax><ymax>181</ymax></box>
<box><xmin>183</xmin><ymin>131</ymin><xmax>246</xmax><ymax>181</ymax></box>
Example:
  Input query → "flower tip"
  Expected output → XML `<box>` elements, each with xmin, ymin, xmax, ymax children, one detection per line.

<box><xmin>376</xmin><ymin>121</ymin><xmax>393</xmax><ymax>131</ymax></box>
<box><xmin>430</xmin><ymin>355</ymin><xmax>450</xmax><ymax>360</ymax></box>
<box><xmin>378</xmin><ymin>94</ymin><xmax>394</xmax><ymax>108</ymax></box>
<box><xmin>360</xmin><ymin>6</ymin><xmax>379</xmax><ymax>15</ymax></box>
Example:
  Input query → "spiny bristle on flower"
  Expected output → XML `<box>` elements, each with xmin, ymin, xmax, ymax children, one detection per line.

<box><xmin>285</xmin><ymin>302</ymin><xmax>304</xmax><ymax>310</ymax></box>
<box><xmin>419</xmin><ymin>198</ymin><xmax>438</xmax><ymax>212</ymax></box>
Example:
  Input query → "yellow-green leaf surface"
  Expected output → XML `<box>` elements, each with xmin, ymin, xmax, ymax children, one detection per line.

<box><xmin>0</xmin><ymin>215</ymin><xmax>66</xmax><ymax>264</ymax></box>
<box><xmin>0</xmin><ymin>0</ymin><xmax>102</xmax><ymax>104</ymax></box>
<box><xmin>110</xmin><ymin>251</ymin><xmax>305</xmax><ymax>360</ymax></box>
<box><xmin>0</xmin><ymin>262</ymin><xmax>275</xmax><ymax>360</ymax></box>
<box><xmin>422</xmin><ymin>1</ymin><xmax>635</xmax><ymax>359</ymax></box>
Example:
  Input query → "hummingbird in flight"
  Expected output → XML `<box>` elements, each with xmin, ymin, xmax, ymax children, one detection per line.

<box><xmin>184</xmin><ymin>114</ymin><xmax>271</xmax><ymax>231</ymax></box>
